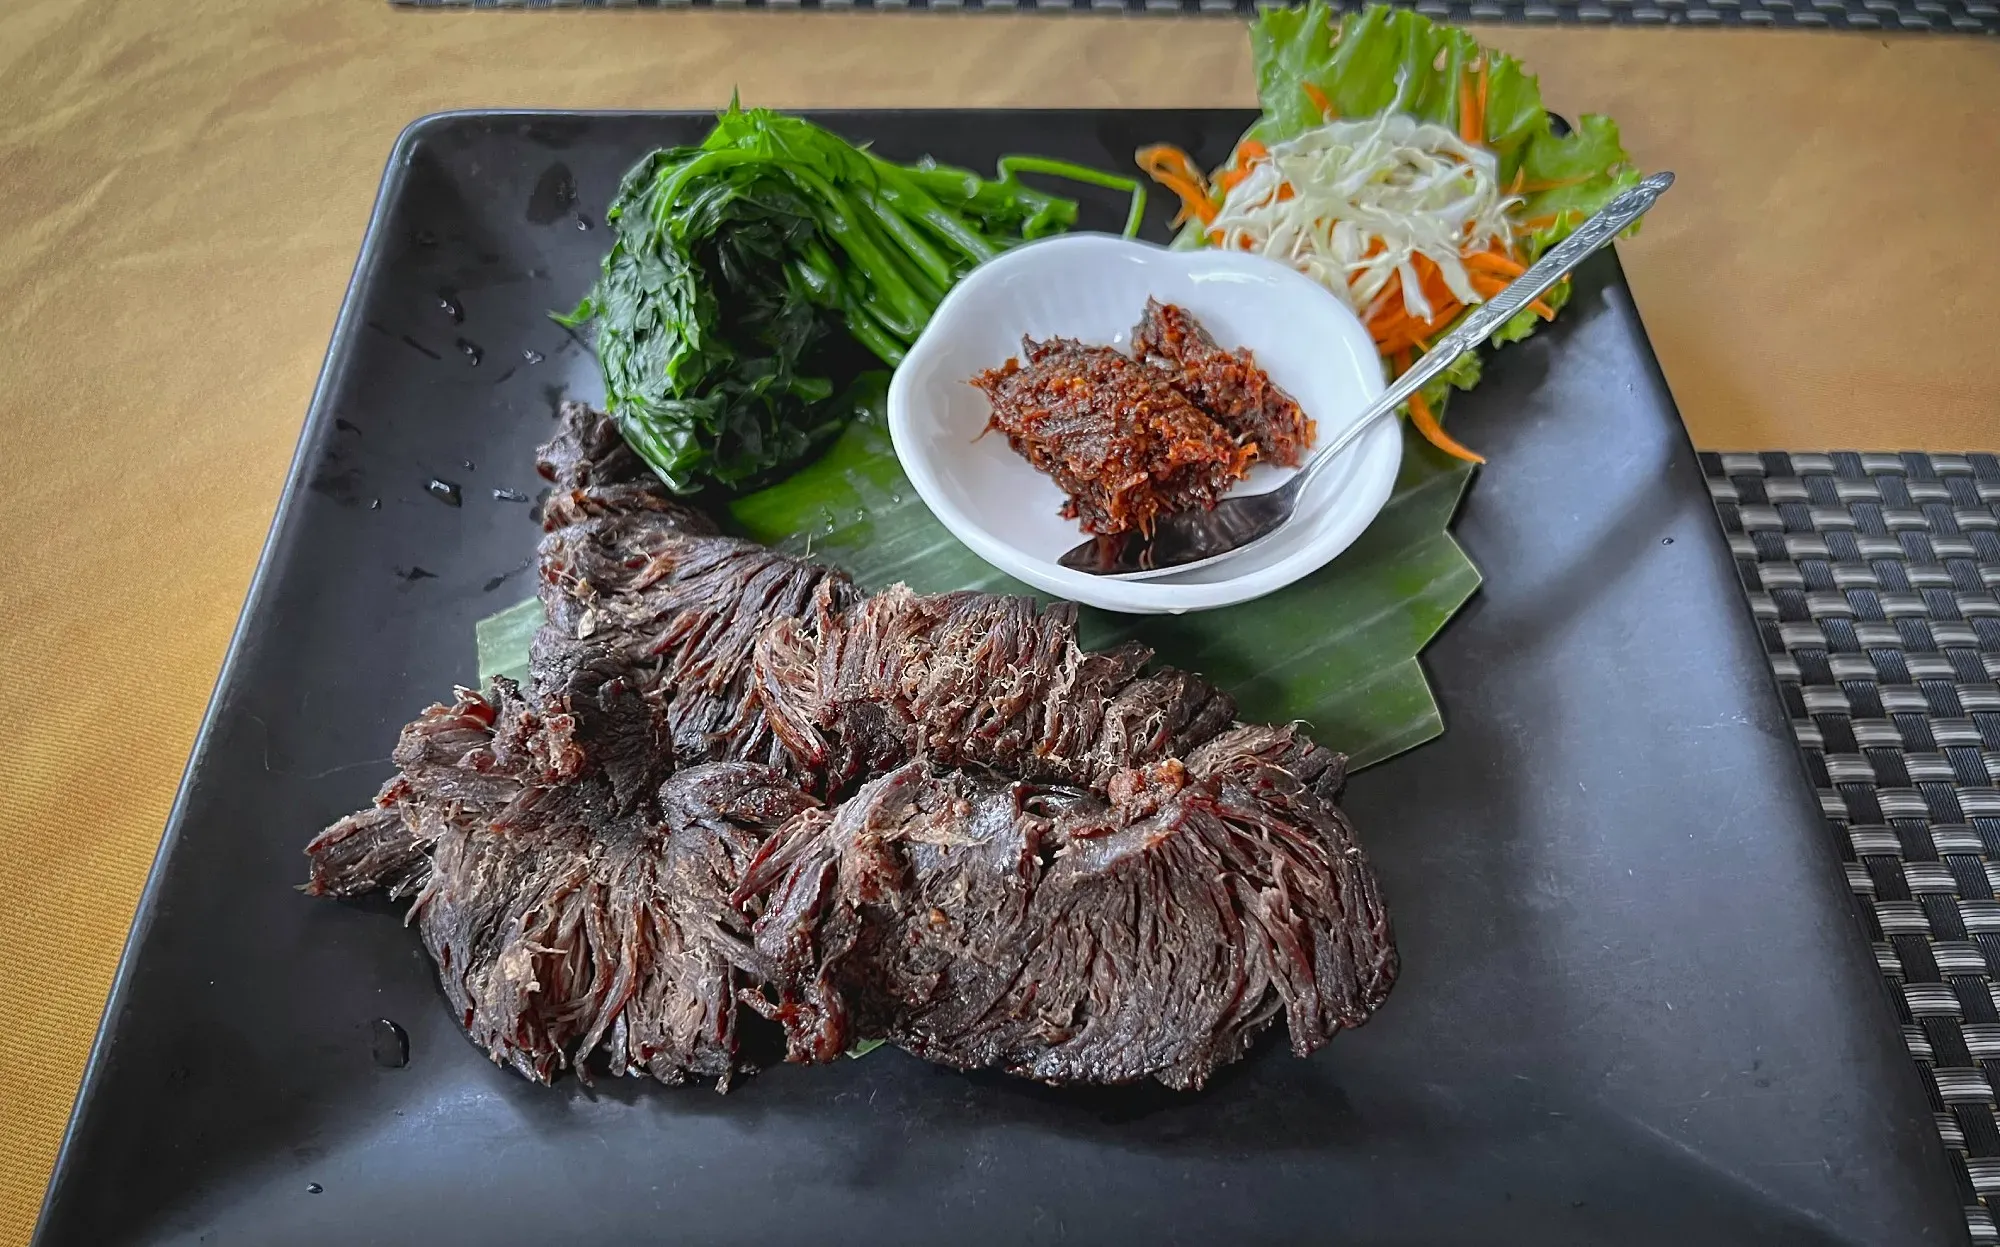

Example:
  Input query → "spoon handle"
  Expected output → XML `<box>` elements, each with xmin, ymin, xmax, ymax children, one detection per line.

<box><xmin>1297</xmin><ymin>170</ymin><xmax>1675</xmax><ymax>486</ymax></box>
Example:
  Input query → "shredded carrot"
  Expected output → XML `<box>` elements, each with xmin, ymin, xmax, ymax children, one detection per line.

<box><xmin>1152</xmin><ymin>184</ymin><xmax>1213</xmax><ymax>225</ymax></box>
<box><xmin>1366</xmin><ymin>256</ymin><xmax>1465</xmax><ymax>343</ymax></box>
<box><xmin>1466</xmin><ymin>270</ymin><xmax>1557</xmax><ymax>319</ymax></box>
<box><xmin>1167</xmin><ymin>86</ymin><xmax>1557</xmax><ymax>469</ymax></box>
<box><xmin>1135</xmin><ymin>143</ymin><xmax>1203</xmax><ymax>183</ymax></box>
<box><xmin>1458</xmin><ymin>68</ymin><xmax>1481</xmax><ymax>146</ymax></box>
<box><xmin>1408</xmin><ymin>390</ymin><xmax>1487</xmax><ymax>464</ymax></box>
<box><xmin>1464</xmin><ymin>249</ymin><xmax>1526</xmax><ymax>277</ymax></box>
<box><xmin>1135</xmin><ymin>144</ymin><xmax>1218</xmax><ymax>225</ymax></box>
<box><xmin>1391</xmin><ymin>348</ymin><xmax>1484</xmax><ymax>462</ymax></box>
<box><xmin>1374</xmin><ymin>326</ymin><xmax>1432</xmax><ymax>356</ymax></box>
<box><xmin>1216</xmin><ymin>139</ymin><xmax>1272</xmax><ymax>193</ymax></box>
<box><xmin>1160</xmin><ymin>179</ymin><xmax>1216</xmax><ymax>226</ymax></box>
<box><xmin>1405</xmin><ymin>254</ymin><xmax>1465</xmax><ymax>325</ymax></box>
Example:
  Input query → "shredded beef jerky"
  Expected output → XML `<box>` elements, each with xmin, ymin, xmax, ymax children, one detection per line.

<box><xmin>532</xmin><ymin>405</ymin><xmax>857</xmax><ymax>778</ymax></box>
<box><xmin>305</xmin><ymin>401</ymin><xmax>1395</xmax><ymax>1091</ymax></box>
<box><xmin>1130</xmin><ymin>298</ymin><xmax>1316</xmax><ymax>469</ymax></box>
<box><xmin>754</xmin><ymin>583</ymin><xmax>1257</xmax><ymax>797</ymax></box>
<box><xmin>972</xmin><ymin>336</ymin><xmax>1253</xmax><ymax>536</ymax></box>
<box><xmin>735</xmin><ymin>735</ymin><xmax>1391</xmax><ymax>1089</ymax></box>
<box><xmin>306</xmin><ymin>680</ymin><xmax>816</xmax><ymax>1087</ymax></box>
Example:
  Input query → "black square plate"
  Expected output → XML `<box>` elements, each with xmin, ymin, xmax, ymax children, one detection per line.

<box><xmin>35</xmin><ymin>111</ymin><xmax>1968</xmax><ymax>1246</ymax></box>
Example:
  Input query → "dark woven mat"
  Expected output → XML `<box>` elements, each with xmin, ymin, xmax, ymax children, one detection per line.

<box><xmin>390</xmin><ymin>0</ymin><xmax>1999</xmax><ymax>35</ymax></box>
<box><xmin>1704</xmin><ymin>450</ymin><xmax>2000</xmax><ymax>1245</ymax></box>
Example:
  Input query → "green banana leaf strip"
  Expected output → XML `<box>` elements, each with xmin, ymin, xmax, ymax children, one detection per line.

<box><xmin>474</xmin><ymin>596</ymin><xmax>540</xmax><ymax>690</ymax></box>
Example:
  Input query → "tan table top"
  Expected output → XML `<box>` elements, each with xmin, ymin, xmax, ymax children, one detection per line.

<box><xmin>2</xmin><ymin>1</ymin><xmax>1996</xmax><ymax>1239</ymax></box>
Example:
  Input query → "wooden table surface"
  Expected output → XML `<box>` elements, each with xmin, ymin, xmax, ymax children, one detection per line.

<box><xmin>1</xmin><ymin>1</ymin><xmax>1995</xmax><ymax>1240</ymax></box>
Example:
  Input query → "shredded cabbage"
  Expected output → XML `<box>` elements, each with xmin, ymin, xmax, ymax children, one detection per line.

<box><xmin>1209</xmin><ymin>113</ymin><xmax>1519</xmax><ymax>323</ymax></box>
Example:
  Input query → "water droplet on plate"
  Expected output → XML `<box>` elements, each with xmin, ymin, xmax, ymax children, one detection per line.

<box><xmin>522</xmin><ymin>349</ymin><xmax>545</xmax><ymax>365</ymax></box>
<box><xmin>1661</xmin><ymin>536</ymin><xmax>1675</xmax><ymax>545</ymax></box>
<box><xmin>369</xmin><ymin>498</ymin><xmax>381</xmax><ymax>511</ymax></box>
<box><xmin>461</xmin><ymin>459</ymin><xmax>475</xmax><ymax>472</ymax></box>
<box><xmin>575</xmin><ymin>213</ymin><xmax>593</xmax><ymax>231</ymax></box>
<box><xmin>437</xmin><ymin>288</ymin><xmax>463</xmax><ymax>323</ymax></box>
<box><xmin>456</xmin><ymin>338</ymin><xmax>483</xmax><ymax>367</ymax></box>
<box><xmin>493</xmin><ymin>487</ymin><xmax>529</xmax><ymax>503</ymax></box>
<box><xmin>525</xmin><ymin>162</ymin><xmax>577</xmax><ymax>224</ymax></box>
<box><xmin>307</xmin><ymin>1182</ymin><xmax>324</xmax><ymax>1195</ymax></box>
<box><xmin>888</xmin><ymin>492</ymin><xmax>902</xmax><ymax>504</ymax></box>
<box><xmin>426</xmin><ymin>478</ymin><xmax>462</xmax><ymax>507</ymax></box>
<box><xmin>371</xmin><ymin>1018</ymin><xmax>410</xmax><ymax>1069</ymax></box>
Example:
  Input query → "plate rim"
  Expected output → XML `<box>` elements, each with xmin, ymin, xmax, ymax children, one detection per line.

<box><xmin>30</xmin><ymin>106</ymin><xmax>1968</xmax><ymax>1246</ymax></box>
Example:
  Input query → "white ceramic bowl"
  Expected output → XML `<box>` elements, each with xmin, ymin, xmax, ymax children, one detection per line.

<box><xmin>887</xmin><ymin>233</ymin><xmax>1398</xmax><ymax>614</ymax></box>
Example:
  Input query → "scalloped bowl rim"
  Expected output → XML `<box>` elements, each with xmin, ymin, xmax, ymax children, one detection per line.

<box><xmin>886</xmin><ymin>233</ymin><xmax>1398</xmax><ymax>614</ymax></box>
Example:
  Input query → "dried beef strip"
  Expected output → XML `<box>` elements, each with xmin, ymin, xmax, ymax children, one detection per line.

<box><xmin>973</xmin><ymin>336</ymin><xmax>1252</xmax><ymax>536</ymax></box>
<box><xmin>305</xmin><ymin>402</ymin><xmax>1393</xmax><ymax>1092</ymax></box>
<box><xmin>1131</xmin><ymin>298</ymin><xmax>1315</xmax><ymax>468</ymax></box>
<box><xmin>735</xmin><ymin>729</ymin><xmax>1392</xmax><ymax>1089</ymax></box>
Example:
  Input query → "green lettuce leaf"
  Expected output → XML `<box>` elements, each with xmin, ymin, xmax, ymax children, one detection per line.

<box><xmin>1250</xmin><ymin>2</ymin><xmax>1547</xmax><ymax>180</ymax></box>
<box><xmin>1514</xmin><ymin>113</ymin><xmax>1642</xmax><ymax>258</ymax></box>
<box><xmin>1230</xmin><ymin>1</ymin><xmax>1639</xmax><ymax>373</ymax></box>
<box><xmin>1249</xmin><ymin>1</ymin><xmax>1635</xmax><ymax>230</ymax></box>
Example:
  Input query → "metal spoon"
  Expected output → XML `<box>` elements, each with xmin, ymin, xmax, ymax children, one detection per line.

<box><xmin>1057</xmin><ymin>171</ymin><xmax>1675</xmax><ymax>579</ymax></box>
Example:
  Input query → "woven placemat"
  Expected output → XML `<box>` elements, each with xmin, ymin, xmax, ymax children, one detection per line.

<box><xmin>1704</xmin><ymin>450</ymin><xmax>2000</xmax><ymax>1245</ymax></box>
<box><xmin>389</xmin><ymin>0</ymin><xmax>2000</xmax><ymax>35</ymax></box>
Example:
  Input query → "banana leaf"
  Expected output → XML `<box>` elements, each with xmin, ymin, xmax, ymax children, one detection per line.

<box><xmin>477</xmin><ymin>410</ymin><xmax>1478</xmax><ymax>771</ymax></box>
<box><xmin>476</xmin><ymin>596</ymin><xmax>540</xmax><ymax>690</ymax></box>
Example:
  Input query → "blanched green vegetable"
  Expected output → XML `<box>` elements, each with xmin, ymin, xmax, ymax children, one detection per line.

<box><xmin>558</xmin><ymin>105</ymin><xmax>1143</xmax><ymax>494</ymax></box>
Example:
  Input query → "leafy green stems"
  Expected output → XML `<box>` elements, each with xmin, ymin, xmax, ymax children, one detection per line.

<box><xmin>558</xmin><ymin>106</ymin><xmax>1147</xmax><ymax>495</ymax></box>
